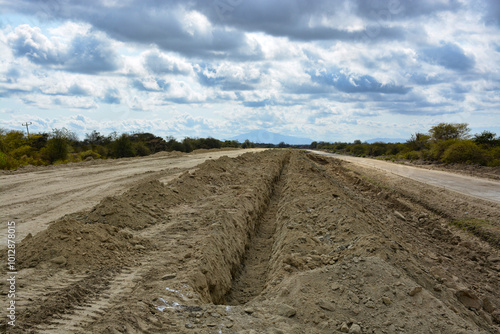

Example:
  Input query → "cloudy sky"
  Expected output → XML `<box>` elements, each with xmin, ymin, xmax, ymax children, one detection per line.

<box><xmin>1</xmin><ymin>0</ymin><xmax>499</xmax><ymax>142</ymax></box>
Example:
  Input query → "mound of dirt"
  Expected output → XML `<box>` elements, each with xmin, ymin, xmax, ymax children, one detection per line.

<box><xmin>17</xmin><ymin>218</ymin><xmax>150</xmax><ymax>270</ymax></box>
<box><xmin>84</xmin><ymin>180</ymin><xmax>186</xmax><ymax>230</ymax></box>
<box><xmin>7</xmin><ymin>149</ymin><xmax>500</xmax><ymax>334</ymax></box>
<box><xmin>151</xmin><ymin>150</ymin><xmax>186</xmax><ymax>158</ymax></box>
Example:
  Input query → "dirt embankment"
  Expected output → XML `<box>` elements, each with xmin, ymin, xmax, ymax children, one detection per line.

<box><xmin>0</xmin><ymin>148</ymin><xmax>265</xmax><ymax>247</ymax></box>
<box><xmin>2</xmin><ymin>150</ymin><xmax>499</xmax><ymax>334</ymax></box>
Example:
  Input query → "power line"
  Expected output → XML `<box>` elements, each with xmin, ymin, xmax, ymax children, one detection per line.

<box><xmin>22</xmin><ymin>122</ymin><xmax>32</xmax><ymax>139</ymax></box>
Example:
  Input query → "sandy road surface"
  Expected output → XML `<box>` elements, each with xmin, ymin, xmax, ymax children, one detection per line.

<box><xmin>309</xmin><ymin>150</ymin><xmax>500</xmax><ymax>204</ymax></box>
<box><xmin>0</xmin><ymin>149</ymin><xmax>265</xmax><ymax>246</ymax></box>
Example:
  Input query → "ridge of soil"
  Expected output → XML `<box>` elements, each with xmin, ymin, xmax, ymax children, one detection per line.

<box><xmin>1</xmin><ymin>149</ymin><xmax>499</xmax><ymax>334</ymax></box>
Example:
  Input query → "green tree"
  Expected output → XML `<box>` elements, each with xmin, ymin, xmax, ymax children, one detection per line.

<box><xmin>221</xmin><ymin>140</ymin><xmax>240</xmax><ymax>148</ymax></box>
<box><xmin>182</xmin><ymin>137</ymin><xmax>194</xmax><ymax>153</ymax></box>
<box><xmin>84</xmin><ymin>130</ymin><xmax>107</xmax><ymax>147</ymax></box>
<box><xmin>406</xmin><ymin>133</ymin><xmax>430</xmax><ymax>151</ymax></box>
<box><xmin>474</xmin><ymin>131</ymin><xmax>498</xmax><ymax>147</ymax></box>
<box><xmin>241</xmin><ymin>139</ymin><xmax>254</xmax><ymax>149</ymax></box>
<box><xmin>165</xmin><ymin>136</ymin><xmax>185</xmax><ymax>152</ymax></box>
<box><xmin>113</xmin><ymin>134</ymin><xmax>135</xmax><ymax>158</ymax></box>
<box><xmin>429</xmin><ymin>123</ymin><xmax>470</xmax><ymax>141</ymax></box>
<box><xmin>45</xmin><ymin>128</ymin><xmax>72</xmax><ymax>162</ymax></box>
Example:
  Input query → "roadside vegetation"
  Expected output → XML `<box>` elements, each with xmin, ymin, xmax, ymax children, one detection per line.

<box><xmin>0</xmin><ymin>129</ymin><xmax>253</xmax><ymax>170</ymax></box>
<box><xmin>311</xmin><ymin>123</ymin><xmax>500</xmax><ymax>167</ymax></box>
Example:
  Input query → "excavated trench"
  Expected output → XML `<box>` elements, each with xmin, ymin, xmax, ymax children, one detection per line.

<box><xmin>223</xmin><ymin>164</ymin><xmax>288</xmax><ymax>305</ymax></box>
<box><xmin>10</xmin><ymin>149</ymin><xmax>500</xmax><ymax>333</ymax></box>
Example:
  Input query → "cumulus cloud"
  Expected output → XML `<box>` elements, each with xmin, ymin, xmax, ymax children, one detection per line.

<box><xmin>195</xmin><ymin>62</ymin><xmax>262</xmax><ymax>91</ymax></box>
<box><xmin>421</xmin><ymin>42</ymin><xmax>475</xmax><ymax>71</ymax></box>
<box><xmin>354</xmin><ymin>0</ymin><xmax>463</xmax><ymax>20</ymax></box>
<box><xmin>483</xmin><ymin>0</ymin><xmax>500</xmax><ymax>26</ymax></box>
<box><xmin>132</xmin><ymin>77</ymin><xmax>169</xmax><ymax>92</ymax></box>
<box><xmin>309</xmin><ymin>69</ymin><xmax>411</xmax><ymax>94</ymax></box>
<box><xmin>8</xmin><ymin>24</ymin><xmax>119</xmax><ymax>74</ymax></box>
<box><xmin>1</xmin><ymin>0</ymin><xmax>499</xmax><ymax>142</ymax></box>
<box><xmin>163</xmin><ymin>80</ymin><xmax>206</xmax><ymax>104</ymax></box>
<box><xmin>144</xmin><ymin>51</ymin><xmax>192</xmax><ymax>75</ymax></box>
<box><xmin>101</xmin><ymin>88</ymin><xmax>121</xmax><ymax>104</ymax></box>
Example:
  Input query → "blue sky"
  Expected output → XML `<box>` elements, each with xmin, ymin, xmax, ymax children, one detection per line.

<box><xmin>1</xmin><ymin>0</ymin><xmax>499</xmax><ymax>142</ymax></box>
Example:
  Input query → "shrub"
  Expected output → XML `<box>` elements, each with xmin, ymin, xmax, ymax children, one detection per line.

<box><xmin>486</xmin><ymin>147</ymin><xmax>500</xmax><ymax>167</ymax></box>
<box><xmin>0</xmin><ymin>152</ymin><xmax>19</xmax><ymax>170</ymax></box>
<box><xmin>350</xmin><ymin>144</ymin><xmax>366</xmax><ymax>156</ymax></box>
<box><xmin>442</xmin><ymin>141</ymin><xmax>487</xmax><ymax>165</ymax></box>
<box><xmin>94</xmin><ymin>145</ymin><xmax>108</xmax><ymax>157</ymax></box>
<box><xmin>113</xmin><ymin>134</ymin><xmax>135</xmax><ymax>158</ymax></box>
<box><xmin>429</xmin><ymin>139</ymin><xmax>458</xmax><ymax>161</ymax></box>
<box><xmin>403</xmin><ymin>150</ymin><xmax>421</xmax><ymax>161</ymax></box>
<box><xmin>80</xmin><ymin>150</ymin><xmax>102</xmax><ymax>160</ymax></box>
<box><xmin>10</xmin><ymin>145</ymin><xmax>33</xmax><ymax>159</ymax></box>
<box><xmin>45</xmin><ymin>137</ymin><xmax>69</xmax><ymax>162</ymax></box>
<box><xmin>68</xmin><ymin>153</ymin><xmax>81</xmax><ymax>163</ymax></box>
<box><xmin>0</xmin><ymin>130</ymin><xmax>26</xmax><ymax>152</ymax></box>
<box><xmin>133</xmin><ymin>142</ymin><xmax>151</xmax><ymax>156</ymax></box>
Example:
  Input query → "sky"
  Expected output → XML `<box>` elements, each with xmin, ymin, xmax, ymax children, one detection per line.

<box><xmin>0</xmin><ymin>0</ymin><xmax>499</xmax><ymax>142</ymax></box>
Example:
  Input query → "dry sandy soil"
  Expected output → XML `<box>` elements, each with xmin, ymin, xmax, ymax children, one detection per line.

<box><xmin>0</xmin><ymin>149</ymin><xmax>265</xmax><ymax>247</ymax></box>
<box><xmin>1</xmin><ymin>149</ymin><xmax>499</xmax><ymax>333</ymax></box>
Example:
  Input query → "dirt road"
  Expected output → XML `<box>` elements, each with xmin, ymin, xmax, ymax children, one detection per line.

<box><xmin>0</xmin><ymin>149</ymin><xmax>265</xmax><ymax>247</ymax></box>
<box><xmin>309</xmin><ymin>150</ymin><xmax>500</xmax><ymax>203</ymax></box>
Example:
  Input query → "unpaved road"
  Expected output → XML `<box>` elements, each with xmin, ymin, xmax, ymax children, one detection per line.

<box><xmin>0</xmin><ymin>149</ymin><xmax>265</xmax><ymax>246</ymax></box>
<box><xmin>309</xmin><ymin>150</ymin><xmax>500</xmax><ymax>204</ymax></box>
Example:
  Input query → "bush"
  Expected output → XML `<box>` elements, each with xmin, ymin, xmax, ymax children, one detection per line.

<box><xmin>403</xmin><ymin>150</ymin><xmax>421</xmax><ymax>161</ymax></box>
<box><xmin>442</xmin><ymin>141</ymin><xmax>487</xmax><ymax>165</ymax></box>
<box><xmin>45</xmin><ymin>137</ymin><xmax>69</xmax><ymax>163</ymax></box>
<box><xmin>113</xmin><ymin>134</ymin><xmax>135</xmax><ymax>158</ymax></box>
<box><xmin>94</xmin><ymin>145</ymin><xmax>108</xmax><ymax>157</ymax></box>
<box><xmin>10</xmin><ymin>145</ymin><xmax>33</xmax><ymax>159</ymax></box>
<box><xmin>0</xmin><ymin>130</ymin><xmax>26</xmax><ymax>153</ymax></box>
<box><xmin>429</xmin><ymin>139</ymin><xmax>457</xmax><ymax>161</ymax></box>
<box><xmin>486</xmin><ymin>147</ymin><xmax>500</xmax><ymax>167</ymax></box>
<box><xmin>0</xmin><ymin>152</ymin><xmax>19</xmax><ymax>170</ymax></box>
<box><xmin>80</xmin><ymin>150</ymin><xmax>101</xmax><ymax>160</ymax></box>
<box><xmin>133</xmin><ymin>142</ymin><xmax>151</xmax><ymax>156</ymax></box>
<box><xmin>350</xmin><ymin>144</ymin><xmax>367</xmax><ymax>156</ymax></box>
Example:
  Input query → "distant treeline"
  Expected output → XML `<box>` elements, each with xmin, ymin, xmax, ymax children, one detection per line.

<box><xmin>0</xmin><ymin>129</ymin><xmax>259</xmax><ymax>170</ymax></box>
<box><xmin>311</xmin><ymin>123</ymin><xmax>500</xmax><ymax>167</ymax></box>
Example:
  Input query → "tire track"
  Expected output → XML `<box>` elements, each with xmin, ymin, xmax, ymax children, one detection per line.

<box><xmin>34</xmin><ymin>267</ymin><xmax>141</xmax><ymax>334</ymax></box>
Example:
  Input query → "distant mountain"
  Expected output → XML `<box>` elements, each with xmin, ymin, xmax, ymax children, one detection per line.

<box><xmin>230</xmin><ymin>130</ymin><xmax>313</xmax><ymax>145</ymax></box>
<box><xmin>365</xmin><ymin>137</ymin><xmax>407</xmax><ymax>144</ymax></box>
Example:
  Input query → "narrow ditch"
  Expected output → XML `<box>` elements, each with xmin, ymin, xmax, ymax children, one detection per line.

<box><xmin>223</xmin><ymin>164</ymin><xmax>288</xmax><ymax>305</ymax></box>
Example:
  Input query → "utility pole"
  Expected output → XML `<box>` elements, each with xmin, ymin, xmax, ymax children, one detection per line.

<box><xmin>22</xmin><ymin>122</ymin><xmax>32</xmax><ymax>139</ymax></box>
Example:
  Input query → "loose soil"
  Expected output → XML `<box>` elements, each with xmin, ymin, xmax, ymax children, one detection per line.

<box><xmin>0</xmin><ymin>148</ymin><xmax>266</xmax><ymax>247</ymax></box>
<box><xmin>1</xmin><ymin>149</ymin><xmax>499</xmax><ymax>334</ymax></box>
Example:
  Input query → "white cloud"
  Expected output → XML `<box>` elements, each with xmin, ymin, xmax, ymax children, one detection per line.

<box><xmin>0</xmin><ymin>0</ymin><xmax>499</xmax><ymax>142</ymax></box>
